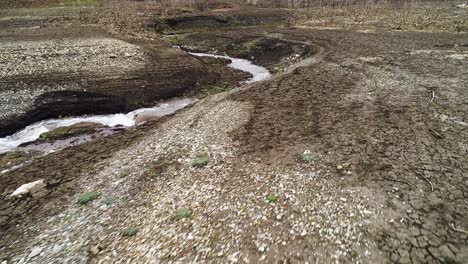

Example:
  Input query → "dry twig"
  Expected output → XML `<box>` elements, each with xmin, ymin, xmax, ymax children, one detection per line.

<box><xmin>429</xmin><ymin>128</ymin><xmax>443</xmax><ymax>139</ymax></box>
<box><xmin>415</xmin><ymin>171</ymin><xmax>434</xmax><ymax>191</ymax></box>
<box><xmin>428</xmin><ymin>90</ymin><xmax>435</xmax><ymax>106</ymax></box>
<box><xmin>450</xmin><ymin>223</ymin><xmax>468</xmax><ymax>235</ymax></box>
<box><xmin>383</xmin><ymin>177</ymin><xmax>415</xmax><ymax>188</ymax></box>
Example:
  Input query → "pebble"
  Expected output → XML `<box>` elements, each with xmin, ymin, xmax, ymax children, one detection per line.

<box><xmin>52</xmin><ymin>244</ymin><xmax>63</xmax><ymax>254</ymax></box>
<box><xmin>28</xmin><ymin>247</ymin><xmax>43</xmax><ymax>258</ymax></box>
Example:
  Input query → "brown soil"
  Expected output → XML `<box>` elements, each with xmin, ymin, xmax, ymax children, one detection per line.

<box><xmin>1</xmin><ymin>6</ymin><xmax>468</xmax><ymax>264</ymax></box>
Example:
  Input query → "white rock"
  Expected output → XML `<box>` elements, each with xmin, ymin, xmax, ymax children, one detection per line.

<box><xmin>258</xmin><ymin>243</ymin><xmax>267</xmax><ymax>252</ymax></box>
<box><xmin>227</xmin><ymin>252</ymin><xmax>238</xmax><ymax>263</ymax></box>
<box><xmin>52</xmin><ymin>244</ymin><xmax>63</xmax><ymax>253</ymax></box>
<box><xmin>10</xmin><ymin>180</ymin><xmax>46</xmax><ymax>198</ymax></box>
<box><xmin>28</xmin><ymin>247</ymin><xmax>43</xmax><ymax>258</ymax></box>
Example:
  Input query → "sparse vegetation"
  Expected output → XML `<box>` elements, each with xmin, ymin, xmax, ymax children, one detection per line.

<box><xmin>78</xmin><ymin>191</ymin><xmax>99</xmax><ymax>205</ymax></box>
<box><xmin>290</xmin><ymin>3</ymin><xmax>468</xmax><ymax>32</ymax></box>
<box><xmin>268</xmin><ymin>194</ymin><xmax>277</xmax><ymax>203</ymax></box>
<box><xmin>70</xmin><ymin>1</ymin><xmax>166</xmax><ymax>36</ymax></box>
<box><xmin>301</xmin><ymin>150</ymin><xmax>318</xmax><ymax>162</ymax></box>
<box><xmin>120</xmin><ymin>171</ymin><xmax>129</xmax><ymax>178</ymax></box>
<box><xmin>38</xmin><ymin>132</ymin><xmax>50</xmax><ymax>141</ymax></box>
<box><xmin>122</xmin><ymin>227</ymin><xmax>139</xmax><ymax>237</ymax></box>
<box><xmin>146</xmin><ymin>167</ymin><xmax>158</xmax><ymax>179</ymax></box>
<box><xmin>207</xmin><ymin>85</ymin><xmax>233</xmax><ymax>95</ymax></box>
<box><xmin>101</xmin><ymin>196</ymin><xmax>116</xmax><ymax>205</ymax></box>
<box><xmin>175</xmin><ymin>208</ymin><xmax>191</xmax><ymax>219</ymax></box>
<box><xmin>192</xmin><ymin>156</ymin><xmax>210</xmax><ymax>168</ymax></box>
<box><xmin>63</xmin><ymin>214</ymin><xmax>72</xmax><ymax>222</ymax></box>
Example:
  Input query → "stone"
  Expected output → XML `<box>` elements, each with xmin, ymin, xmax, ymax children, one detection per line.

<box><xmin>90</xmin><ymin>245</ymin><xmax>100</xmax><ymax>255</ymax></box>
<box><xmin>11</xmin><ymin>180</ymin><xmax>46</xmax><ymax>198</ymax></box>
<box><xmin>28</xmin><ymin>247</ymin><xmax>43</xmax><ymax>258</ymax></box>
<box><xmin>52</xmin><ymin>244</ymin><xmax>63</xmax><ymax>254</ymax></box>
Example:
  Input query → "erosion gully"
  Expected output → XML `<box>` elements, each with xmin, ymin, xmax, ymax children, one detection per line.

<box><xmin>0</xmin><ymin>52</ymin><xmax>271</xmax><ymax>155</ymax></box>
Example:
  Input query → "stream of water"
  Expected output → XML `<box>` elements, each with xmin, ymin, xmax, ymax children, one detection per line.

<box><xmin>0</xmin><ymin>53</ymin><xmax>271</xmax><ymax>154</ymax></box>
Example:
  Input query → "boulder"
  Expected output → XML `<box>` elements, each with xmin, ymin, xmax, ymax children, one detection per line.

<box><xmin>10</xmin><ymin>179</ymin><xmax>46</xmax><ymax>198</ymax></box>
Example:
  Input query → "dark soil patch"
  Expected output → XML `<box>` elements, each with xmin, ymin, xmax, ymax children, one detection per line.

<box><xmin>177</xmin><ymin>32</ymin><xmax>318</xmax><ymax>72</ymax></box>
<box><xmin>161</xmin><ymin>8</ymin><xmax>290</xmax><ymax>33</ymax></box>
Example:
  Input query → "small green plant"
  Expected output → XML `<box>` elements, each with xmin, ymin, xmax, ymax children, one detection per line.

<box><xmin>122</xmin><ymin>227</ymin><xmax>139</xmax><ymax>237</ymax></box>
<box><xmin>63</xmin><ymin>214</ymin><xmax>72</xmax><ymax>222</ymax></box>
<box><xmin>268</xmin><ymin>195</ymin><xmax>277</xmax><ymax>203</ymax></box>
<box><xmin>120</xmin><ymin>171</ymin><xmax>129</xmax><ymax>178</ymax></box>
<box><xmin>175</xmin><ymin>208</ymin><xmax>192</xmax><ymax>219</ymax></box>
<box><xmin>207</xmin><ymin>85</ymin><xmax>233</xmax><ymax>95</ymax></box>
<box><xmin>78</xmin><ymin>191</ymin><xmax>99</xmax><ymax>205</ymax></box>
<box><xmin>101</xmin><ymin>196</ymin><xmax>116</xmax><ymax>205</ymax></box>
<box><xmin>131</xmin><ymin>99</ymin><xmax>142</xmax><ymax>108</ymax></box>
<box><xmin>192</xmin><ymin>157</ymin><xmax>210</xmax><ymax>168</ymax></box>
<box><xmin>301</xmin><ymin>150</ymin><xmax>318</xmax><ymax>162</ymax></box>
<box><xmin>146</xmin><ymin>167</ymin><xmax>157</xmax><ymax>179</ymax></box>
<box><xmin>38</xmin><ymin>132</ymin><xmax>50</xmax><ymax>141</ymax></box>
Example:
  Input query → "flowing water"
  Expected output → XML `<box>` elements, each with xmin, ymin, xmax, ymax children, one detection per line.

<box><xmin>189</xmin><ymin>52</ymin><xmax>271</xmax><ymax>83</ymax></box>
<box><xmin>0</xmin><ymin>53</ymin><xmax>271</xmax><ymax>154</ymax></box>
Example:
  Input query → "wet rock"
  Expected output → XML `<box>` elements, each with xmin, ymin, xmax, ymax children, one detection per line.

<box><xmin>135</xmin><ymin>113</ymin><xmax>159</xmax><ymax>125</ymax></box>
<box><xmin>36</xmin><ymin>122</ymin><xmax>104</xmax><ymax>142</ymax></box>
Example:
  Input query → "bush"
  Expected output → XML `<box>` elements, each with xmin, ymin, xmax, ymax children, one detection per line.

<box><xmin>192</xmin><ymin>156</ymin><xmax>210</xmax><ymax>168</ymax></box>
<box><xmin>78</xmin><ymin>191</ymin><xmax>99</xmax><ymax>205</ymax></box>
<box><xmin>175</xmin><ymin>208</ymin><xmax>192</xmax><ymax>219</ymax></box>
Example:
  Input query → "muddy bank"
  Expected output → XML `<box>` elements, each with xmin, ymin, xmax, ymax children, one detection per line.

<box><xmin>173</xmin><ymin>32</ymin><xmax>319</xmax><ymax>73</ymax></box>
<box><xmin>162</xmin><ymin>8</ymin><xmax>290</xmax><ymax>32</ymax></box>
<box><xmin>0</xmin><ymin>26</ymin><xmax>249</xmax><ymax>137</ymax></box>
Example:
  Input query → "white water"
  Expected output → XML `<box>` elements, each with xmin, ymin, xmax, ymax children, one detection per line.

<box><xmin>0</xmin><ymin>53</ymin><xmax>271</xmax><ymax>153</ymax></box>
<box><xmin>189</xmin><ymin>52</ymin><xmax>271</xmax><ymax>83</ymax></box>
<box><xmin>0</xmin><ymin>98</ymin><xmax>196</xmax><ymax>153</ymax></box>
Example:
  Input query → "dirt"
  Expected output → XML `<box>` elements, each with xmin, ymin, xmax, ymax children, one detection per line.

<box><xmin>162</xmin><ymin>8</ymin><xmax>290</xmax><ymax>32</ymax></box>
<box><xmin>1</xmin><ymin>5</ymin><xmax>468</xmax><ymax>264</ymax></box>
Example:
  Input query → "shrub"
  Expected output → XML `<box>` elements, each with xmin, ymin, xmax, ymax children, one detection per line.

<box><xmin>192</xmin><ymin>156</ymin><xmax>209</xmax><ymax>168</ymax></box>
<box><xmin>175</xmin><ymin>208</ymin><xmax>192</xmax><ymax>219</ymax></box>
<box><xmin>78</xmin><ymin>191</ymin><xmax>99</xmax><ymax>205</ymax></box>
<box><xmin>122</xmin><ymin>227</ymin><xmax>139</xmax><ymax>237</ymax></box>
<box><xmin>268</xmin><ymin>194</ymin><xmax>277</xmax><ymax>203</ymax></box>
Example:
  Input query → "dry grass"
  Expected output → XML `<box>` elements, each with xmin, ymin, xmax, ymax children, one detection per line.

<box><xmin>68</xmin><ymin>1</ymin><xmax>164</xmax><ymax>36</ymax></box>
<box><xmin>290</xmin><ymin>3</ymin><xmax>468</xmax><ymax>32</ymax></box>
<box><xmin>67</xmin><ymin>0</ymin><xmax>242</xmax><ymax>35</ymax></box>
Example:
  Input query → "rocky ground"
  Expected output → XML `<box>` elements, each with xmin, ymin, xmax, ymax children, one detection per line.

<box><xmin>1</xmin><ymin>3</ymin><xmax>468</xmax><ymax>264</ymax></box>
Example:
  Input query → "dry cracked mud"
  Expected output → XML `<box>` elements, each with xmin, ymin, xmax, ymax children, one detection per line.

<box><xmin>1</xmin><ymin>6</ymin><xmax>468</xmax><ymax>264</ymax></box>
